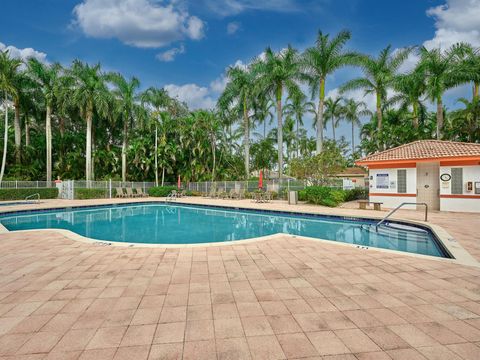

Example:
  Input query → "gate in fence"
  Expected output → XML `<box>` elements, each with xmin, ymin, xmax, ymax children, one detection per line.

<box><xmin>60</xmin><ymin>180</ymin><xmax>74</xmax><ymax>200</ymax></box>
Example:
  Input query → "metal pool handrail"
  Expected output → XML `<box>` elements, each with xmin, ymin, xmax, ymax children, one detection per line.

<box><xmin>25</xmin><ymin>193</ymin><xmax>40</xmax><ymax>204</ymax></box>
<box><xmin>375</xmin><ymin>202</ymin><xmax>428</xmax><ymax>232</ymax></box>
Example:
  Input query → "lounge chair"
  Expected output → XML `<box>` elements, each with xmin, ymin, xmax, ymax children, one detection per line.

<box><xmin>166</xmin><ymin>190</ymin><xmax>178</xmax><ymax>201</ymax></box>
<box><xmin>125</xmin><ymin>188</ymin><xmax>139</xmax><ymax>198</ymax></box>
<box><xmin>116</xmin><ymin>188</ymin><xmax>127</xmax><ymax>198</ymax></box>
<box><xmin>208</xmin><ymin>187</ymin><xmax>217</xmax><ymax>198</ymax></box>
<box><xmin>237</xmin><ymin>189</ymin><xmax>245</xmax><ymax>200</ymax></box>
<box><xmin>252</xmin><ymin>192</ymin><xmax>264</xmax><ymax>203</ymax></box>
<box><xmin>135</xmin><ymin>188</ymin><xmax>148</xmax><ymax>197</ymax></box>
<box><xmin>227</xmin><ymin>189</ymin><xmax>238</xmax><ymax>199</ymax></box>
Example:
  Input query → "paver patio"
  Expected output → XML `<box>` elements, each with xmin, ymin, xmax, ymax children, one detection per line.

<box><xmin>0</xmin><ymin>198</ymin><xmax>480</xmax><ymax>359</ymax></box>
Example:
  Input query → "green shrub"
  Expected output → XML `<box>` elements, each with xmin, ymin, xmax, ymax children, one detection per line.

<box><xmin>344</xmin><ymin>187</ymin><xmax>368</xmax><ymax>201</ymax></box>
<box><xmin>148</xmin><ymin>186</ymin><xmax>177</xmax><ymax>197</ymax></box>
<box><xmin>304</xmin><ymin>186</ymin><xmax>346</xmax><ymax>207</ymax></box>
<box><xmin>298</xmin><ymin>189</ymin><xmax>307</xmax><ymax>201</ymax></box>
<box><xmin>0</xmin><ymin>188</ymin><xmax>58</xmax><ymax>201</ymax></box>
<box><xmin>74</xmin><ymin>188</ymin><xmax>108</xmax><ymax>199</ymax></box>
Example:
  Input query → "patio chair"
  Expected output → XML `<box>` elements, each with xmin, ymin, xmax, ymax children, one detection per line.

<box><xmin>166</xmin><ymin>190</ymin><xmax>178</xmax><ymax>201</ymax></box>
<box><xmin>237</xmin><ymin>189</ymin><xmax>245</xmax><ymax>200</ymax></box>
<box><xmin>125</xmin><ymin>188</ymin><xmax>139</xmax><ymax>198</ymax></box>
<box><xmin>135</xmin><ymin>188</ymin><xmax>149</xmax><ymax>197</ymax></box>
<box><xmin>263</xmin><ymin>191</ymin><xmax>273</xmax><ymax>203</ymax></box>
<box><xmin>252</xmin><ymin>192</ymin><xmax>264</xmax><ymax>203</ymax></box>
<box><xmin>228</xmin><ymin>189</ymin><xmax>238</xmax><ymax>199</ymax></box>
<box><xmin>116</xmin><ymin>188</ymin><xmax>127</xmax><ymax>198</ymax></box>
<box><xmin>179</xmin><ymin>190</ymin><xmax>187</xmax><ymax>197</ymax></box>
<box><xmin>208</xmin><ymin>187</ymin><xmax>217</xmax><ymax>198</ymax></box>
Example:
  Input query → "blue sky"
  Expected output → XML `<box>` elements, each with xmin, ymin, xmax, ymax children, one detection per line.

<box><xmin>1</xmin><ymin>0</ymin><xmax>480</xmax><ymax>143</ymax></box>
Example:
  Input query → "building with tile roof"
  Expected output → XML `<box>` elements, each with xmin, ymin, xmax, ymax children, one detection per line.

<box><xmin>356</xmin><ymin>140</ymin><xmax>480</xmax><ymax>212</ymax></box>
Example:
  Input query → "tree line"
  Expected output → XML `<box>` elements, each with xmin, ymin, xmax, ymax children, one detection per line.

<box><xmin>0</xmin><ymin>30</ymin><xmax>479</xmax><ymax>183</ymax></box>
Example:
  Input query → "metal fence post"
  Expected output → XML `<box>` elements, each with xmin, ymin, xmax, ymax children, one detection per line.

<box><xmin>15</xmin><ymin>180</ymin><xmax>17</xmax><ymax>189</ymax></box>
<box><xmin>109</xmin><ymin>179</ymin><xmax>112</xmax><ymax>198</ymax></box>
<box><xmin>287</xmin><ymin>179</ymin><xmax>290</xmax><ymax>192</ymax></box>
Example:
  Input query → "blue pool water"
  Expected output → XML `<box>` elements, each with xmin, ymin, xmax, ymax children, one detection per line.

<box><xmin>0</xmin><ymin>203</ymin><xmax>449</xmax><ymax>258</ymax></box>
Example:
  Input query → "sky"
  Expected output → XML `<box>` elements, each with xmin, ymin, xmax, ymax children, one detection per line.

<box><xmin>1</xmin><ymin>0</ymin><xmax>480</xmax><ymax>144</ymax></box>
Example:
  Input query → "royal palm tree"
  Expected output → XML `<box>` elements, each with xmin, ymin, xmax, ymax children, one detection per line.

<box><xmin>342</xmin><ymin>98</ymin><xmax>370</xmax><ymax>154</ymax></box>
<box><xmin>141</xmin><ymin>87</ymin><xmax>172</xmax><ymax>185</ymax></box>
<box><xmin>218</xmin><ymin>65</ymin><xmax>257</xmax><ymax>176</ymax></box>
<box><xmin>256</xmin><ymin>46</ymin><xmax>301</xmax><ymax>178</ymax></box>
<box><xmin>418</xmin><ymin>45</ymin><xmax>463</xmax><ymax>139</ymax></box>
<box><xmin>341</xmin><ymin>45</ymin><xmax>412</xmax><ymax>146</ymax></box>
<box><xmin>324</xmin><ymin>95</ymin><xmax>344</xmax><ymax>141</ymax></box>
<box><xmin>455</xmin><ymin>43</ymin><xmax>480</xmax><ymax>102</ymax></box>
<box><xmin>108</xmin><ymin>73</ymin><xmax>140</xmax><ymax>182</ymax></box>
<box><xmin>70</xmin><ymin>60</ymin><xmax>109</xmax><ymax>181</ymax></box>
<box><xmin>284</xmin><ymin>91</ymin><xmax>314</xmax><ymax>157</ymax></box>
<box><xmin>0</xmin><ymin>51</ymin><xmax>22</xmax><ymax>183</ymax></box>
<box><xmin>390</xmin><ymin>67</ymin><xmax>427</xmax><ymax>129</ymax></box>
<box><xmin>301</xmin><ymin>30</ymin><xmax>357</xmax><ymax>153</ymax></box>
<box><xmin>27</xmin><ymin>59</ymin><xmax>63</xmax><ymax>183</ymax></box>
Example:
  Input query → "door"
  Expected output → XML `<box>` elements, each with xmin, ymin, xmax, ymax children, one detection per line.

<box><xmin>416</xmin><ymin>162</ymin><xmax>440</xmax><ymax>210</ymax></box>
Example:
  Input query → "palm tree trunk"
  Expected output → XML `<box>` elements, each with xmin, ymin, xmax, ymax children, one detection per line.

<box><xmin>0</xmin><ymin>93</ymin><xmax>9</xmax><ymax>184</ymax></box>
<box><xmin>376</xmin><ymin>91</ymin><xmax>383</xmax><ymax>150</ymax></box>
<box><xmin>122</xmin><ymin>120</ymin><xmax>127</xmax><ymax>182</ymax></box>
<box><xmin>412</xmin><ymin>102</ymin><xmax>419</xmax><ymax>129</ymax></box>
<box><xmin>211</xmin><ymin>136</ymin><xmax>216</xmax><ymax>181</ymax></box>
<box><xmin>351</xmin><ymin>121</ymin><xmax>355</xmax><ymax>155</ymax></box>
<box><xmin>161</xmin><ymin>167</ymin><xmax>165</xmax><ymax>187</ymax></box>
<box><xmin>296</xmin><ymin>116</ymin><xmax>300</xmax><ymax>158</ymax></box>
<box><xmin>14</xmin><ymin>100</ymin><xmax>21</xmax><ymax>164</ymax></box>
<box><xmin>473</xmin><ymin>82</ymin><xmax>479</xmax><ymax>102</ymax></box>
<box><xmin>25</xmin><ymin>115</ymin><xmax>30</xmax><ymax>147</ymax></box>
<box><xmin>332</xmin><ymin>116</ymin><xmax>336</xmax><ymax>142</ymax></box>
<box><xmin>276</xmin><ymin>87</ymin><xmax>283</xmax><ymax>179</ymax></box>
<box><xmin>316</xmin><ymin>78</ymin><xmax>325</xmax><ymax>154</ymax></box>
<box><xmin>436</xmin><ymin>97</ymin><xmax>443</xmax><ymax>140</ymax></box>
<box><xmin>155</xmin><ymin>124</ymin><xmax>158</xmax><ymax>186</ymax></box>
<box><xmin>46</xmin><ymin>104</ymin><xmax>52</xmax><ymax>185</ymax></box>
<box><xmin>86</xmin><ymin>110</ymin><xmax>93</xmax><ymax>182</ymax></box>
<box><xmin>243</xmin><ymin>98</ymin><xmax>249</xmax><ymax>176</ymax></box>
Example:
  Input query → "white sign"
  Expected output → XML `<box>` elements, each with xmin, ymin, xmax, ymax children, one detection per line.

<box><xmin>376</xmin><ymin>173</ymin><xmax>389</xmax><ymax>189</ymax></box>
<box><xmin>343</xmin><ymin>179</ymin><xmax>354</xmax><ymax>190</ymax></box>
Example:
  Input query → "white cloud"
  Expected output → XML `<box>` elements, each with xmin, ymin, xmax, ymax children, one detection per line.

<box><xmin>204</xmin><ymin>0</ymin><xmax>298</xmax><ymax>16</ymax></box>
<box><xmin>227</xmin><ymin>21</ymin><xmax>241</xmax><ymax>35</ymax></box>
<box><xmin>156</xmin><ymin>44</ymin><xmax>185</xmax><ymax>62</ymax></box>
<box><xmin>165</xmin><ymin>83</ymin><xmax>216</xmax><ymax>109</ymax></box>
<box><xmin>424</xmin><ymin>0</ymin><xmax>480</xmax><ymax>49</ymax></box>
<box><xmin>0</xmin><ymin>42</ymin><xmax>47</xmax><ymax>63</ymax></box>
<box><xmin>72</xmin><ymin>0</ymin><xmax>205</xmax><ymax>48</ymax></box>
<box><xmin>209</xmin><ymin>76</ymin><xmax>228</xmax><ymax>93</ymax></box>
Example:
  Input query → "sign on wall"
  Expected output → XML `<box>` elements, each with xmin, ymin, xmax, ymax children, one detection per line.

<box><xmin>376</xmin><ymin>173</ymin><xmax>389</xmax><ymax>189</ymax></box>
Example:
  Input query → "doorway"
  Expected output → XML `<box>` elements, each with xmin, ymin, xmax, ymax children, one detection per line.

<box><xmin>416</xmin><ymin>162</ymin><xmax>440</xmax><ymax>210</ymax></box>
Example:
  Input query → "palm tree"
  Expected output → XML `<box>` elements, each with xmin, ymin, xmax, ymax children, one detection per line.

<box><xmin>324</xmin><ymin>96</ymin><xmax>344</xmax><ymax>141</ymax></box>
<box><xmin>108</xmin><ymin>73</ymin><xmax>140</xmax><ymax>182</ymax></box>
<box><xmin>342</xmin><ymin>98</ymin><xmax>370</xmax><ymax>154</ymax></box>
<box><xmin>27</xmin><ymin>59</ymin><xmax>63</xmax><ymax>184</ymax></box>
<box><xmin>300</xmin><ymin>30</ymin><xmax>357</xmax><ymax>153</ymax></box>
<box><xmin>455</xmin><ymin>43</ymin><xmax>480</xmax><ymax>103</ymax></box>
<box><xmin>390</xmin><ymin>67</ymin><xmax>426</xmax><ymax>129</ymax></box>
<box><xmin>284</xmin><ymin>91</ymin><xmax>314</xmax><ymax>157</ymax></box>
<box><xmin>418</xmin><ymin>45</ymin><xmax>463</xmax><ymax>139</ymax></box>
<box><xmin>70</xmin><ymin>60</ymin><xmax>109</xmax><ymax>181</ymax></box>
<box><xmin>0</xmin><ymin>51</ymin><xmax>22</xmax><ymax>183</ymax></box>
<box><xmin>256</xmin><ymin>46</ymin><xmax>301</xmax><ymax>178</ymax></box>
<box><xmin>141</xmin><ymin>87</ymin><xmax>171</xmax><ymax>186</ymax></box>
<box><xmin>341</xmin><ymin>45</ymin><xmax>412</xmax><ymax>146</ymax></box>
<box><xmin>252</xmin><ymin>94</ymin><xmax>274</xmax><ymax>139</ymax></box>
<box><xmin>218</xmin><ymin>65</ymin><xmax>257</xmax><ymax>176</ymax></box>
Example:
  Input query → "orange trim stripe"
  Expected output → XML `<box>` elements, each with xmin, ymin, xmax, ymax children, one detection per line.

<box><xmin>440</xmin><ymin>194</ymin><xmax>480</xmax><ymax>199</ymax></box>
<box><xmin>357</xmin><ymin>155</ymin><xmax>480</xmax><ymax>167</ymax></box>
<box><xmin>369</xmin><ymin>193</ymin><xmax>416</xmax><ymax>197</ymax></box>
<box><xmin>440</xmin><ymin>160</ymin><xmax>480</xmax><ymax>166</ymax></box>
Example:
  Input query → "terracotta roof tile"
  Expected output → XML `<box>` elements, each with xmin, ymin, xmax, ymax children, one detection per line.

<box><xmin>356</xmin><ymin>140</ymin><xmax>480</xmax><ymax>164</ymax></box>
<box><xmin>336</xmin><ymin>167</ymin><xmax>367</xmax><ymax>176</ymax></box>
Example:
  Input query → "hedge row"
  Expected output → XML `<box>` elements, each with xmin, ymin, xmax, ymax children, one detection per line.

<box><xmin>148</xmin><ymin>186</ymin><xmax>178</xmax><ymax>197</ymax></box>
<box><xmin>304</xmin><ymin>186</ymin><xmax>368</xmax><ymax>207</ymax></box>
<box><xmin>0</xmin><ymin>188</ymin><xmax>58</xmax><ymax>201</ymax></box>
<box><xmin>74</xmin><ymin>188</ymin><xmax>108</xmax><ymax>199</ymax></box>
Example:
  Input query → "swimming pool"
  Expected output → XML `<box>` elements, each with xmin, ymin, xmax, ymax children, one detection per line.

<box><xmin>0</xmin><ymin>202</ymin><xmax>449</xmax><ymax>258</ymax></box>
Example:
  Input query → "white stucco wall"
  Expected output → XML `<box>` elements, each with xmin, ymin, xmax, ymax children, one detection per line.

<box><xmin>368</xmin><ymin>168</ymin><xmax>417</xmax><ymax>208</ymax></box>
<box><xmin>439</xmin><ymin>165</ymin><xmax>480</xmax><ymax>213</ymax></box>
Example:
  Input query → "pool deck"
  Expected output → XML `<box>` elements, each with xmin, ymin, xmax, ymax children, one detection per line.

<box><xmin>0</xmin><ymin>198</ymin><xmax>480</xmax><ymax>359</ymax></box>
